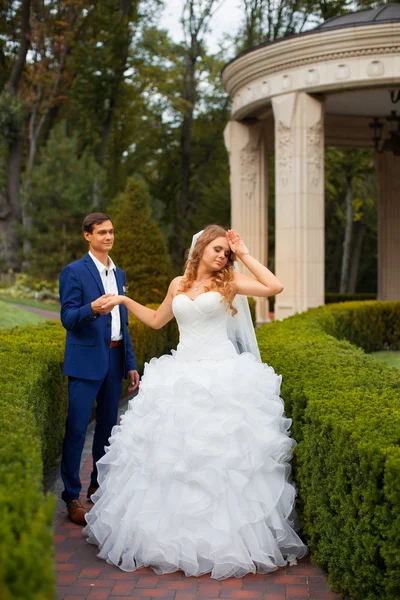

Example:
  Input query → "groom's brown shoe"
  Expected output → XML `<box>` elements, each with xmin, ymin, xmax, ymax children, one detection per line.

<box><xmin>67</xmin><ymin>499</ymin><xmax>87</xmax><ymax>526</ymax></box>
<box><xmin>87</xmin><ymin>485</ymin><xmax>99</xmax><ymax>503</ymax></box>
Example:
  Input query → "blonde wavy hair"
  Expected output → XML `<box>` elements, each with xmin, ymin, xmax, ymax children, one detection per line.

<box><xmin>177</xmin><ymin>225</ymin><xmax>237</xmax><ymax>315</ymax></box>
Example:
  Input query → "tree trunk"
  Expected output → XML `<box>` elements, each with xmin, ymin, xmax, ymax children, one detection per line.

<box><xmin>170</xmin><ymin>0</ymin><xmax>220</xmax><ymax>269</ymax></box>
<box><xmin>4</xmin><ymin>0</ymin><xmax>31</xmax><ymax>94</ymax></box>
<box><xmin>339</xmin><ymin>176</ymin><xmax>353</xmax><ymax>293</ymax></box>
<box><xmin>0</xmin><ymin>137</ymin><xmax>23</xmax><ymax>270</ymax></box>
<box><xmin>348</xmin><ymin>220</ymin><xmax>366</xmax><ymax>294</ymax></box>
<box><xmin>0</xmin><ymin>0</ymin><xmax>31</xmax><ymax>271</ymax></box>
<box><xmin>94</xmin><ymin>2</ymin><xmax>133</xmax><ymax>208</ymax></box>
<box><xmin>180</xmin><ymin>53</ymin><xmax>196</xmax><ymax>214</ymax></box>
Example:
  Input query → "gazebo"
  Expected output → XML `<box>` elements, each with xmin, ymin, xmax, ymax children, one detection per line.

<box><xmin>222</xmin><ymin>3</ymin><xmax>400</xmax><ymax>322</ymax></box>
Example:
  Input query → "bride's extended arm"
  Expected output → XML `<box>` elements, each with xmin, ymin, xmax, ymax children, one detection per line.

<box><xmin>227</xmin><ymin>230</ymin><xmax>284</xmax><ymax>298</ymax></box>
<box><xmin>102</xmin><ymin>277</ymin><xmax>182</xmax><ymax>329</ymax></box>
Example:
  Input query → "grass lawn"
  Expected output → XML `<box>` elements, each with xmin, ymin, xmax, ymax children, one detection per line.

<box><xmin>0</xmin><ymin>293</ymin><xmax>59</xmax><ymax>312</ymax></box>
<box><xmin>0</xmin><ymin>299</ymin><xmax>48</xmax><ymax>328</ymax></box>
<box><xmin>370</xmin><ymin>350</ymin><xmax>400</xmax><ymax>370</ymax></box>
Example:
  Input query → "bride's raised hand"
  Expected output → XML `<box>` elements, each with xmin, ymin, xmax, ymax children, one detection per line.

<box><xmin>226</xmin><ymin>230</ymin><xmax>249</xmax><ymax>258</ymax></box>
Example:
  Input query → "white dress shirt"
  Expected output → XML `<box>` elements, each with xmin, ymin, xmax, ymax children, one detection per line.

<box><xmin>89</xmin><ymin>251</ymin><xmax>122</xmax><ymax>341</ymax></box>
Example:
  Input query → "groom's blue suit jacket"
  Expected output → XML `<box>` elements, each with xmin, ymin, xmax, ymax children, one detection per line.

<box><xmin>59</xmin><ymin>254</ymin><xmax>136</xmax><ymax>380</ymax></box>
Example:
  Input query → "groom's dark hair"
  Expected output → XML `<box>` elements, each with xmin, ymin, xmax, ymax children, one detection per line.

<box><xmin>82</xmin><ymin>212</ymin><xmax>113</xmax><ymax>234</ymax></box>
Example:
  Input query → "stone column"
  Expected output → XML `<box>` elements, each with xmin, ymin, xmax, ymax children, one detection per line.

<box><xmin>272</xmin><ymin>92</ymin><xmax>325</xmax><ymax>320</ymax></box>
<box><xmin>224</xmin><ymin>120</ymin><xmax>269</xmax><ymax>323</ymax></box>
<box><xmin>375</xmin><ymin>152</ymin><xmax>400</xmax><ymax>301</ymax></box>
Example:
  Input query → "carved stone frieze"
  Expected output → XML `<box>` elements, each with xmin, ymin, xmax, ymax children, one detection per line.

<box><xmin>226</xmin><ymin>43</ymin><xmax>400</xmax><ymax>99</ymax></box>
<box><xmin>254</xmin><ymin>45</ymin><xmax>399</xmax><ymax>79</ymax></box>
<box><xmin>240</xmin><ymin>143</ymin><xmax>258</xmax><ymax>205</ymax></box>
<box><xmin>276</xmin><ymin>122</ymin><xmax>293</xmax><ymax>187</ymax></box>
<box><xmin>307</xmin><ymin>121</ymin><xmax>323</xmax><ymax>188</ymax></box>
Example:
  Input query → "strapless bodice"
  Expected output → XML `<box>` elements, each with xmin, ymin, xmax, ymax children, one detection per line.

<box><xmin>172</xmin><ymin>291</ymin><xmax>237</xmax><ymax>361</ymax></box>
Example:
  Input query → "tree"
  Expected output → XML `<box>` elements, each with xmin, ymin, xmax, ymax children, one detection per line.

<box><xmin>67</xmin><ymin>0</ymin><xmax>156</xmax><ymax>206</ymax></box>
<box><xmin>24</xmin><ymin>122</ymin><xmax>98</xmax><ymax>279</ymax></box>
<box><xmin>110</xmin><ymin>177</ymin><xmax>173</xmax><ymax>305</ymax></box>
<box><xmin>0</xmin><ymin>0</ymin><xmax>157</xmax><ymax>271</ymax></box>
<box><xmin>0</xmin><ymin>0</ymin><xmax>31</xmax><ymax>270</ymax></box>
<box><xmin>173</xmin><ymin>0</ymin><xmax>225</xmax><ymax>266</ymax></box>
<box><xmin>325</xmin><ymin>147</ymin><xmax>376</xmax><ymax>294</ymax></box>
<box><xmin>112</xmin><ymin>21</ymin><xmax>232</xmax><ymax>272</ymax></box>
<box><xmin>20</xmin><ymin>0</ymin><xmax>89</xmax><ymax>264</ymax></box>
<box><xmin>234</xmin><ymin>0</ymin><xmax>354</xmax><ymax>52</ymax></box>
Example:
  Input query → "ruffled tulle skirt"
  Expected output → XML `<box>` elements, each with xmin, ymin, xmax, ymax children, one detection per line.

<box><xmin>83</xmin><ymin>350</ymin><xmax>307</xmax><ymax>579</ymax></box>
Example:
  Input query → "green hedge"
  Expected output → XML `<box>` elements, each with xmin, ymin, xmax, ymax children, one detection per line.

<box><xmin>256</xmin><ymin>301</ymin><xmax>400</xmax><ymax>600</ymax></box>
<box><xmin>268</xmin><ymin>292</ymin><xmax>377</xmax><ymax>311</ymax></box>
<box><xmin>0</xmin><ymin>321</ymin><xmax>67</xmax><ymax>600</ymax></box>
<box><xmin>4</xmin><ymin>300</ymin><xmax>398</xmax><ymax>599</ymax></box>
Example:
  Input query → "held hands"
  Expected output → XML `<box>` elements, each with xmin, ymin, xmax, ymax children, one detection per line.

<box><xmin>91</xmin><ymin>294</ymin><xmax>115</xmax><ymax>316</ymax></box>
<box><xmin>226</xmin><ymin>230</ymin><xmax>250</xmax><ymax>258</ymax></box>
<box><xmin>101</xmin><ymin>294</ymin><xmax>124</xmax><ymax>314</ymax></box>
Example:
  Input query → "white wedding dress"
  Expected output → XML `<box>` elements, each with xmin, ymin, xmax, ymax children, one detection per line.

<box><xmin>83</xmin><ymin>291</ymin><xmax>307</xmax><ymax>578</ymax></box>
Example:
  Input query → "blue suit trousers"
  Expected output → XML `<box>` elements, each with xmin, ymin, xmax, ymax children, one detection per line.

<box><xmin>61</xmin><ymin>345</ymin><xmax>123</xmax><ymax>504</ymax></box>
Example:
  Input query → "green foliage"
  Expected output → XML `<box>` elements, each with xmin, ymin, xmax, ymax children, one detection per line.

<box><xmin>21</xmin><ymin>123</ymin><xmax>98</xmax><ymax>278</ymax></box>
<box><xmin>110</xmin><ymin>177</ymin><xmax>173</xmax><ymax>305</ymax></box>
<box><xmin>325</xmin><ymin>147</ymin><xmax>377</xmax><ymax>293</ymax></box>
<box><xmin>0</xmin><ymin>320</ymin><xmax>68</xmax><ymax>599</ymax></box>
<box><xmin>256</xmin><ymin>301</ymin><xmax>400</xmax><ymax>600</ymax></box>
<box><xmin>67</xmin><ymin>0</ymin><xmax>142</xmax><ymax>162</ymax></box>
<box><xmin>0</xmin><ymin>406</ymin><xmax>56</xmax><ymax>600</ymax></box>
<box><xmin>324</xmin><ymin>301</ymin><xmax>400</xmax><ymax>353</ymax></box>
<box><xmin>0</xmin><ymin>321</ymin><xmax>68</xmax><ymax>478</ymax></box>
<box><xmin>0</xmin><ymin>273</ymin><xmax>59</xmax><ymax>302</ymax></box>
<box><xmin>234</xmin><ymin>0</ymin><xmax>353</xmax><ymax>52</ymax></box>
<box><xmin>0</xmin><ymin>91</ymin><xmax>25</xmax><ymax>143</ymax></box>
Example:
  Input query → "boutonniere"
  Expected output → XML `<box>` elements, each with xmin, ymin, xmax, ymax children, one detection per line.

<box><xmin>123</xmin><ymin>285</ymin><xmax>129</xmax><ymax>295</ymax></box>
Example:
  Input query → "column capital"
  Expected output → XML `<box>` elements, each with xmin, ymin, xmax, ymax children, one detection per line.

<box><xmin>224</xmin><ymin>119</ymin><xmax>264</xmax><ymax>154</ymax></box>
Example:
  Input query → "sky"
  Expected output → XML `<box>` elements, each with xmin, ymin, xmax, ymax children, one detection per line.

<box><xmin>158</xmin><ymin>0</ymin><xmax>243</xmax><ymax>53</ymax></box>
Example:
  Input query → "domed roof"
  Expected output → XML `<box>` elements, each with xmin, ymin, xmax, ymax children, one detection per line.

<box><xmin>314</xmin><ymin>3</ymin><xmax>400</xmax><ymax>32</ymax></box>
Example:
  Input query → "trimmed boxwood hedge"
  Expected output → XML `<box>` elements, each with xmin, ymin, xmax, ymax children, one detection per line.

<box><xmin>0</xmin><ymin>311</ymin><xmax>178</xmax><ymax>600</ymax></box>
<box><xmin>256</xmin><ymin>301</ymin><xmax>400</xmax><ymax>600</ymax></box>
<box><xmin>0</xmin><ymin>320</ymin><xmax>67</xmax><ymax>600</ymax></box>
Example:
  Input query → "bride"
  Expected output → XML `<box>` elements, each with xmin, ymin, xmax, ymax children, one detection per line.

<box><xmin>83</xmin><ymin>225</ymin><xmax>307</xmax><ymax>579</ymax></box>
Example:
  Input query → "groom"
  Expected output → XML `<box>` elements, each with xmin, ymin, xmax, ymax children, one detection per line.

<box><xmin>59</xmin><ymin>212</ymin><xmax>139</xmax><ymax>525</ymax></box>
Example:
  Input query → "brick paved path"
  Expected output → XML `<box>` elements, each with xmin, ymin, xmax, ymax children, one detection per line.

<box><xmin>54</xmin><ymin>453</ymin><xmax>342</xmax><ymax>600</ymax></box>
